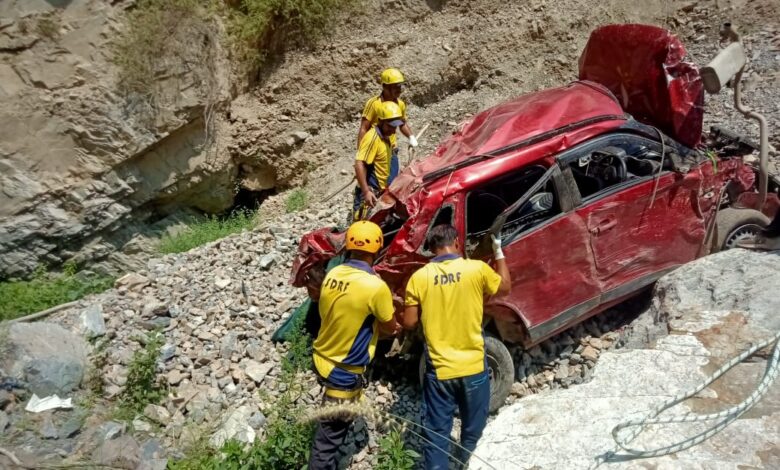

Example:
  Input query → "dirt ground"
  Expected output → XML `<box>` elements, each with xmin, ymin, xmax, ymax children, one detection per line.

<box><xmin>238</xmin><ymin>0</ymin><xmax>780</xmax><ymax>217</ymax></box>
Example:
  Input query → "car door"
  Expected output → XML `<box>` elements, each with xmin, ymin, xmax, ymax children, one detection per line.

<box><xmin>465</xmin><ymin>165</ymin><xmax>600</xmax><ymax>343</ymax></box>
<box><xmin>561</xmin><ymin>133</ymin><xmax>706</xmax><ymax>298</ymax></box>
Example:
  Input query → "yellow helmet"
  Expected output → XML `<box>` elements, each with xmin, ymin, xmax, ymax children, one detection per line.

<box><xmin>380</xmin><ymin>67</ymin><xmax>405</xmax><ymax>85</ymax></box>
<box><xmin>346</xmin><ymin>221</ymin><xmax>383</xmax><ymax>254</ymax></box>
<box><xmin>377</xmin><ymin>101</ymin><xmax>403</xmax><ymax>122</ymax></box>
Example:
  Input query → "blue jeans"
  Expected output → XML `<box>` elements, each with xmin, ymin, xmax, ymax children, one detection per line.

<box><xmin>422</xmin><ymin>368</ymin><xmax>490</xmax><ymax>469</ymax></box>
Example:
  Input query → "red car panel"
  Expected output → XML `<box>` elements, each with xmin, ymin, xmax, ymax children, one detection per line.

<box><xmin>579</xmin><ymin>24</ymin><xmax>704</xmax><ymax>147</ymax></box>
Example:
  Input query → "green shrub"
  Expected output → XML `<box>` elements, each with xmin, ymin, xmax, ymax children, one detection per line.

<box><xmin>158</xmin><ymin>210</ymin><xmax>256</xmax><ymax>254</ymax></box>
<box><xmin>112</xmin><ymin>0</ymin><xmax>217</xmax><ymax>111</ymax></box>
<box><xmin>0</xmin><ymin>265</ymin><xmax>114</xmax><ymax>321</ymax></box>
<box><xmin>285</xmin><ymin>189</ymin><xmax>308</xmax><ymax>213</ymax></box>
<box><xmin>117</xmin><ymin>332</ymin><xmax>166</xmax><ymax>420</ymax></box>
<box><xmin>225</xmin><ymin>0</ymin><xmax>357</xmax><ymax>70</ymax></box>
<box><xmin>376</xmin><ymin>428</ymin><xmax>419</xmax><ymax>470</ymax></box>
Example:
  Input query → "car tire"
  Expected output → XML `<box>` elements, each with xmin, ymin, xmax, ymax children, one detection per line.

<box><xmin>715</xmin><ymin>208</ymin><xmax>770</xmax><ymax>251</ymax></box>
<box><xmin>417</xmin><ymin>335</ymin><xmax>514</xmax><ymax>413</ymax></box>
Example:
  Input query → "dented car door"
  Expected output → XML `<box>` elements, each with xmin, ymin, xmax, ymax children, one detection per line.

<box><xmin>473</xmin><ymin>165</ymin><xmax>600</xmax><ymax>343</ymax></box>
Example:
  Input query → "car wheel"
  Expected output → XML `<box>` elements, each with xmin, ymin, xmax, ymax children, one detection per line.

<box><xmin>715</xmin><ymin>208</ymin><xmax>770</xmax><ymax>251</ymax></box>
<box><xmin>417</xmin><ymin>335</ymin><xmax>514</xmax><ymax>413</ymax></box>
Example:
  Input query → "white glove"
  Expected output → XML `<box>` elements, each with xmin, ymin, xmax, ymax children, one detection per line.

<box><xmin>491</xmin><ymin>234</ymin><xmax>504</xmax><ymax>260</ymax></box>
<box><xmin>409</xmin><ymin>135</ymin><xmax>418</xmax><ymax>148</ymax></box>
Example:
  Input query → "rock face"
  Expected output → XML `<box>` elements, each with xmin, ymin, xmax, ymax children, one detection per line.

<box><xmin>473</xmin><ymin>250</ymin><xmax>780</xmax><ymax>469</ymax></box>
<box><xmin>3</xmin><ymin>322</ymin><xmax>88</xmax><ymax>396</ymax></box>
<box><xmin>0</xmin><ymin>0</ymin><xmax>234</xmax><ymax>279</ymax></box>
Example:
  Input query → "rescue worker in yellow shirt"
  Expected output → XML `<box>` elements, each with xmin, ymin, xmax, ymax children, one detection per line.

<box><xmin>401</xmin><ymin>225</ymin><xmax>511</xmax><ymax>470</ymax></box>
<box><xmin>357</xmin><ymin>67</ymin><xmax>418</xmax><ymax>150</ymax></box>
<box><xmin>353</xmin><ymin>101</ymin><xmax>404</xmax><ymax>221</ymax></box>
<box><xmin>308</xmin><ymin>221</ymin><xmax>400</xmax><ymax>470</ymax></box>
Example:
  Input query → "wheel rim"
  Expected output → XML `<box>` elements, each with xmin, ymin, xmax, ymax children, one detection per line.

<box><xmin>724</xmin><ymin>223</ymin><xmax>764</xmax><ymax>249</ymax></box>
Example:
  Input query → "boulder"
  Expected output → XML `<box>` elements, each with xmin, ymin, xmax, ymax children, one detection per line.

<box><xmin>94</xmin><ymin>434</ymin><xmax>142</xmax><ymax>469</ymax></box>
<box><xmin>3</xmin><ymin>322</ymin><xmax>88</xmax><ymax>396</ymax></box>
<box><xmin>79</xmin><ymin>303</ymin><xmax>106</xmax><ymax>338</ymax></box>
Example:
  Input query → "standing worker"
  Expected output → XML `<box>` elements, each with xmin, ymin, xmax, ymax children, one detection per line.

<box><xmin>401</xmin><ymin>225</ymin><xmax>511</xmax><ymax>469</ymax></box>
<box><xmin>309</xmin><ymin>221</ymin><xmax>400</xmax><ymax>470</ymax></box>
<box><xmin>353</xmin><ymin>101</ymin><xmax>404</xmax><ymax>220</ymax></box>
<box><xmin>358</xmin><ymin>67</ymin><xmax>418</xmax><ymax>150</ymax></box>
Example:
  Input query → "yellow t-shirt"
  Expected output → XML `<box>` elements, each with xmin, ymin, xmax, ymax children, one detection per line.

<box><xmin>313</xmin><ymin>260</ymin><xmax>395</xmax><ymax>388</ymax></box>
<box><xmin>356</xmin><ymin>127</ymin><xmax>395</xmax><ymax>190</ymax></box>
<box><xmin>404</xmin><ymin>254</ymin><xmax>502</xmax><ymax>380</ymax></box>
<box><xmin>362</xmin><ymin>96</ymin><xmax>407</xmax><ymax>147</ymax></box>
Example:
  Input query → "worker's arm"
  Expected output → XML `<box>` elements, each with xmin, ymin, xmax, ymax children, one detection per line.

<box><xmin>357</xmin><ymin>118</ymin><xmax>371</xmax><ymax>149</ymax></box>
<box><xmin>354</xmin><ymin>161</ymin><xmax>378</xmax><ymax>208</ymax></box>
<box><xmin>401</xmin><ymin>305</ymin><xmax>420</xmax><ymax>330</ymax></box>
<box><xmin>492</xmin><ymin>234</ymin><xmax>511</xmax><ymax>295</ymax></box>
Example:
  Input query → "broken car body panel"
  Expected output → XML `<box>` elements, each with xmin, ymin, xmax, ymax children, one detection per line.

<box><xmin>579</xmin><ymin>24</ymin><xmax>705</xmax><ymax>148</ymax></box>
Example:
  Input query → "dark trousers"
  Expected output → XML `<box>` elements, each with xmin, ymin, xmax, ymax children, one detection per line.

<box><xmin>308</xmin><ymin>396</ymin><xmax>354</xmax><ymax>470</ymax></box>
<box><xmin>422</xmin><ymin>368</ymin><xmax>490</xmax><ymax>470</ymax></box>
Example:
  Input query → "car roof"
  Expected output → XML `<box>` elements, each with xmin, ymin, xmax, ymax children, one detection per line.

<box><xmin>387</xmin><ymin>80</ymin><xmax>626</xmax><ymax>204</ymax></box>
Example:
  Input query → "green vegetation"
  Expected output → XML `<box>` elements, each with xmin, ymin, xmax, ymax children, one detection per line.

<box><xmin>36</xmin><ymin>16</ymin><xmax>60</xmax><ymax>39</ymax></box>
<box><xmin>285</xmin><ymin>189</ymin><xmax>309</xmax><ymax>213</ymax></box>
<box><xmin>169</xmin><ymin>315</ymin><xmax>314</xmax><ymax>469</ymax></box>
<box><xmin>116</xmin><ymin>332</ymin><xmax>167</xmax><ymax>421</ymax></box>
<box><xmin>225</xmin><ymin>0</ymin><xmax>357</xmax><ymax>71</ymax></box>
<box><xmin>158</xmin><ymin>211</ymin><xmax>256</xmax><ymax>254</ymax></box>
<box><xmin>376</xmin><ymin>428</ymin><xmax>420</xmax><ymax>470</ymax></box>
<box><xmin>113</xmin><ymin>0</ymin><xmax>214</xmax><ymax>98</ymax></box>
<box><xmin>0</xmin><ymin>263</ymin><xmax>114</xmax><ymax>322</ymax></box>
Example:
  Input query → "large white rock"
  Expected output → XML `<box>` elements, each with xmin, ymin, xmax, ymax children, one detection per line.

<box><xmin>209</xmin><ymin>405</ymin><xmax>256</xmax><ymax>448</ymax></box>
<box><xmin>473</xmin><ymin>250</ymin><xmax>780</xmax><ymax>469</ymax></box>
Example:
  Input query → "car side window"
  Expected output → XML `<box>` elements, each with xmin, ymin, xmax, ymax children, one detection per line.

<box><xmin>565</xmin><ymin>136</ymin><xmax>668</xmax><ymax>200</ymax></box>
<box><xmin>465</xmin><ymin>165</ymin><xmax>561</xmax><ymax>250</ymax></box>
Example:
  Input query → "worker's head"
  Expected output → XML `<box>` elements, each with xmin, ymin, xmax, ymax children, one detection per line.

<box><xmin>346</xmin><ymin>220</ymin><xmax>384</xmax><ymax>262</ymax></box>
<box><xmin>426</xmin><ymin>224</ymin><xmax>460</xmax><ymax>255</ymax></box>
<box><xmin>377</xmin><ymin>101</ymin><xmax>404</xmax><ymax>136</ymax></box>
<box><xmin>380</xmin><ymin>67</ymin><xmax>405</xmax><ymax>101</ymax></box>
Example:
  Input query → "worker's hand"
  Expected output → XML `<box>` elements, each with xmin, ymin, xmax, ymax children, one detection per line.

<box><xmin>491</xmin><ymin>234</ymin><xmax>505</xmax><ymax>260</ymax></box>
<box><xmin>363</xmin><ymin>190</ymin><xmax>378</xmax><ymax>208</ymax></box>
<box><xmin>408</xmin><ymin>135</ymin><xmax>419</xmax><ymax>148</ymax></box>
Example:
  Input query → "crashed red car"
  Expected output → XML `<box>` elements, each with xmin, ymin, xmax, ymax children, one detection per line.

<box><xmin>287</xmin><ymin>24</ymin><xmax>780</xmax><ymax>411</ymax></box>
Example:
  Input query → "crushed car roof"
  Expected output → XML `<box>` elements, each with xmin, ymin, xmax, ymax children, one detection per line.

<box><xmin>387</xmin><ymin>80</ymin><xmax>627</xmax><ymax>204</ymax></box>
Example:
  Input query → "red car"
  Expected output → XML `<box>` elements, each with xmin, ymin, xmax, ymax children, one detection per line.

<box><xmin>286</xmin><ymin>25</ymin><xmax>780</xmax><ymax>410</ymax></box>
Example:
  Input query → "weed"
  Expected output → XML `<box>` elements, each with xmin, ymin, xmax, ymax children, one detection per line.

<box><xmin>224</xmin><ymin>0</ymin><xmax>357</xmax><ymax>73</ymax></box>
<box><xmin>0</xmin><ymin>267</ymin><xmax>114</xmax><ymax>321</ymax></box>
<box><xmin>116</xmin><ymin>332</ymin><xmax>166</xmax><ymax>421</ymax></box>
<box><xmin>376</xmin><ymin>427</ymin><xmax>419</xmax><ymax>470</ymax></box>
<box><xmin>281</xmin><ymin>312</ymin><xmax>313</xmax><ymax>377</ymax></box>
<box><xmin>85</xmin><ymin>338</ymin><xmax>110</xmax><ymax>399</ymax></box>
<box><xmin>285</xmin><ymin>188</ymin><xmax>308</xmax><ymax>213</ymax></box>
<box><xmin>112</xmin><ymin>0</ymin><xmax>219</xmax><ymax>126</ymax></box>
<box><xmin>158</xmin><ymin>210</ymin><xmax>256</xmax><ymax>254</ymax></box>
<box><xmin>36</xmin><ymin>16</ymin><xmax>60</xmax><ymax>39</ymax></box>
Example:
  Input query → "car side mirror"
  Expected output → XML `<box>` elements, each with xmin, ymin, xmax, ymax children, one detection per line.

<box><xmin>701</xmin><ymin>41</ymin><xmax>746</xmax><ymax>94</ymax></box>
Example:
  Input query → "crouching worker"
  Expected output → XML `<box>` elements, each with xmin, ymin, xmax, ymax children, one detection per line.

<box><xmin>353</xmin><ymin>101</ymin><xmax>405</xmax><ymax>221</ymax></box>
<box><xmin>309</xmin><ymin>221</ymin><xmax>400</xmax><ymax>470</ymax></box>
<box><xmin>402</xmin><ymin>225</ymin><xmax>511</xmax><ymax>469</ymax></box>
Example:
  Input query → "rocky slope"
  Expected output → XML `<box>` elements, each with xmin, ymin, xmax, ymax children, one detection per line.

<box><xmin>9</xmin><ymin>0</ymin><xmax>780</xmax><ymax>279</ymax></box>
